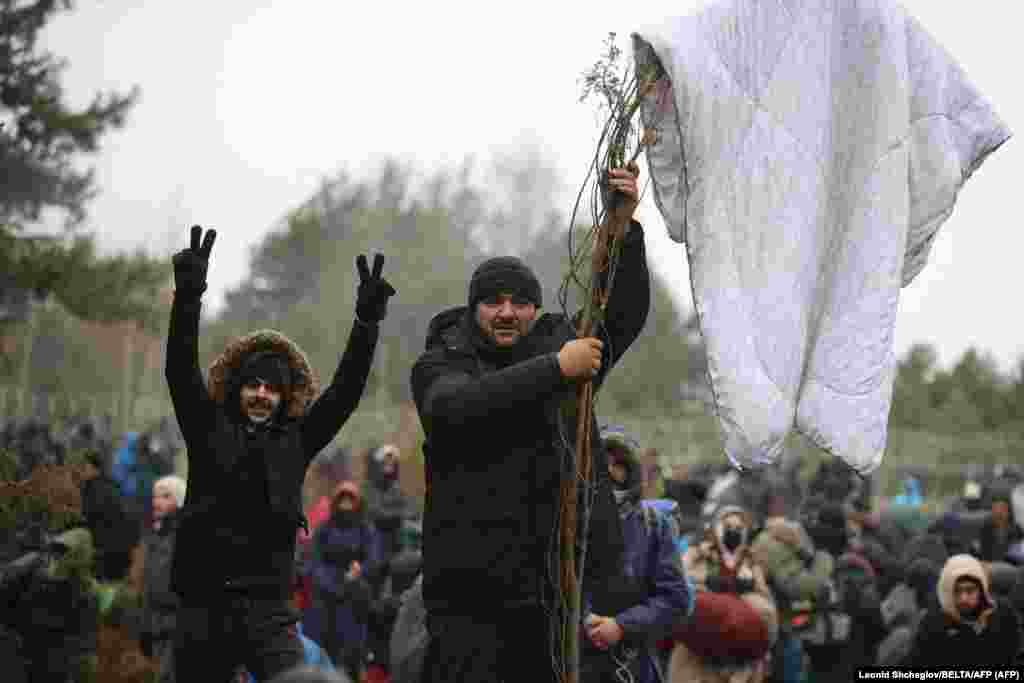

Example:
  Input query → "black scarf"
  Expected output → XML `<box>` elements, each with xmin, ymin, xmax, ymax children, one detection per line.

<box><xmin>460</xmin><ymin>310</ymin><xmax>558</xmax><ymax>370</ymax></box>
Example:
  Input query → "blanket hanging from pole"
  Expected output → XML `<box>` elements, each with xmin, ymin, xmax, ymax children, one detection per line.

<box><xmin>633</xmin><ymin>0</ymin><xmax>1011</xmax><ymax>475</ymax></box>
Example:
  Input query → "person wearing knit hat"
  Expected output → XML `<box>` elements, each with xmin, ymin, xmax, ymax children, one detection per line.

<box><xmin>165</xmin><ymin>226</ymin><xmax>396</xmax><ymax>682</ymax></box>
<box><xmin>412</xmin><ymin>165</ymin><xmax>650</xmax><ymax>683</ymax></box>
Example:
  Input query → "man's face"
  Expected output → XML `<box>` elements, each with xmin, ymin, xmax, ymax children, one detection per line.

<box><xmin>337</xmin><ymin>495</ymin><xmax>356</xmax><ymax>512</ymax></box>
<box><xmin>954</xmin><ymin>578</ymin><xmax>982</xmax><ymax>615</ymax></box>
<box><xmin>240</xmin><ymin>379</ymin><xmax>282</xmax><ymax>424</ymax></box>
<box><xmin>991</xmin><ymin>500</ymin><xmax>1010</xmax><ymax>527</ymax></box>
<box><xmin>475</xmin><ymin>293</ymin><xmax>538</xmax><ymax>347</ymax></box>
<box><xmin>152</xmin><ymin>487</ymin><xmax>178</xmax><ymax>519</ymax></box>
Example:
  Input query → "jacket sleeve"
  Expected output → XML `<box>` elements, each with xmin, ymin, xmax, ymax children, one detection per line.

<box><xmin>615</xmin><ymin>516</ymin><xmax>694</xmax><ymax>639</ymax></box>
<box><xmin>311</xmin><ymin>526</ymin><xmax>342</xmax><ymax>598</ymax></box>
<box><xmin>590</xmin><ymin>221</ymin><xmax>650</xmax><ymax>387</ymax></box>
<box><xmin>364</xmin><ymin>523</ymin><xmax>385</xmax><ymax>586</ymax></box>
<box><xmin>302</xmin><ymin>320</ymin><xmax>379</xmax><ymax>459</ymax></box>
<box><xmin>164</xmin><ymin>293</ymin><xmax>216</xmax><ymax>448</ymax></box>
<box><xmin>905</xmin><ymin>612</ymin><xmax>942</xmax><ymax>668</ymax></box>
<box><xmin>411</xmin><ymin>350</ymin><xmax>565</xmax><ymax>436</ymax></box>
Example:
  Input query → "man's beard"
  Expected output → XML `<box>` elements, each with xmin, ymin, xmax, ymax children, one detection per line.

<box><xmin>489</xmin><ymin>321</ymin><xmax>522</xmax><ymax>344</ymax></box>
<box><xmin>246</xmin><ymin>400</ymin><xmax>277</xmax><ymax>423</ymax></box>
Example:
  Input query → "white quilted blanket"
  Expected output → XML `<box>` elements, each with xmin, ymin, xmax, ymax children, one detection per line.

<box><xmin>633</xmin><ymin>0</ymin><xmax>1010</xmax><ymax>475</ymax></box>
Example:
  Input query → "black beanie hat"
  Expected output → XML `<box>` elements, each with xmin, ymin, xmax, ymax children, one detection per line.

<box><xmin>468</xmin><ymin>256</ymin><xmax>542</xmax><ymax>309</ymax></box>
<box><xmin>238</xmin><ymin>351</ymin><xmax>291</xmax><ymax>391</ymax></box>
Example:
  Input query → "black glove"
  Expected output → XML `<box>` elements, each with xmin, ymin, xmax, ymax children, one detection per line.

<box><xmin>355</xmin><ymin>253</ymin><xmax>396</xmax><ymax>323</ymax></box>
<box><xmin>172</xmin><ymin>225</ymin><xmax>217</xmax><ymax>297</ymax></box>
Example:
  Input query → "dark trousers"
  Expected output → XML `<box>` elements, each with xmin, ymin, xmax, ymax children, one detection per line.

<box><xmin>174</xmin><ymin>594</ymin><xmax>304</xmax><ymax>683</ymax></box>
<box><xmin>422</xmin><ymin>605</ymin><xmax>557</xmax><ymax>683</ymax></box>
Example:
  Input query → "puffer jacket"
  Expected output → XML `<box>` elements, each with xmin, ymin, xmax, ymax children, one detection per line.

<box><xmin>141</xmin><ymin>510</ymin><xmax>181</xmax><ymax>642</ymax></box>
<box><xmin>750</xmin><ymin>517</ymin><xmax>834</xmax><ymax>622</ymax></box>
<box><xmin>166</xmin><ymin>291</ymin><xmax>379</xmax><ymax>601</ymax></box>
<box><xmin>410</xmin><ymin>222</ymin><xmax>649</xmax><ymax>615</ymax></box>
<box><xmin>906</xmin><ymin>554</ymin><xmax>1021</xmax><ymax>667</ymax></box>
<box><xmin>363</xmin><ymin>443</ymin><xmax>410</xmax><ymax>562</ymax></box>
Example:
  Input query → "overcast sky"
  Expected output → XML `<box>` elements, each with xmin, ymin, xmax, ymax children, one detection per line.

<box><xmin>38</xmin><ymin>0</ymin><xmax>1019</xmax><ymax>371</ymax></box>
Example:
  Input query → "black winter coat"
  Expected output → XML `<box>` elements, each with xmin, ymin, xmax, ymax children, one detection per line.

<box><xmin>165</xmin><ymin>293</ymin><xmax>378</xmax><ymax>600</ymax></box>
<box><xmin>906</xmin><ymin>602</ymin><xmax>1020</xmax><ymax>667</ymax></box>
<box><xmin>410</xmin><ymin>221</ymin><xmax>650</xmax><ymax>614</ymax></box>
<box><xmin>142</xmin><ymin>511</ymin><xmax>181</xmax><ymax>639</ymax></box>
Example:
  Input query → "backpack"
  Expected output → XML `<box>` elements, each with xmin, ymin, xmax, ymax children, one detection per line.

<box><xmin>790</xmin><ymin>580</ymin><xmax>852</xmax><ymax>647</ymax></box>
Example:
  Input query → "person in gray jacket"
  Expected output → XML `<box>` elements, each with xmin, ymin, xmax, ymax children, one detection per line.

<box><xmin>141</xmin><ymin>474</ymin><xmax>187</xmax><ymax>683</ymax></box>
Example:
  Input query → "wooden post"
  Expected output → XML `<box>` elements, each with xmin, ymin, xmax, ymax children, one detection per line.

<box><xmin>560</xmin><ymin>184</ymin><xmax>634</xmax><ymax>683</ymax></box>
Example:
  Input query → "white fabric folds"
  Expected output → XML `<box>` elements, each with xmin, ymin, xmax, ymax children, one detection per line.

<box><xmin>633</xmin><ymin>0</ymin><xmax>1010</xmax><ymax>474</ymax></box>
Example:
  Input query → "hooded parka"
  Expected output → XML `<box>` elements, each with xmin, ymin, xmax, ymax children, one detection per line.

<box><xmin>304</xmin><ymin>481</ymin><xmax>382</xmax><ymax>679</ymax></box>
<box><xmin>906</xmin><ymin>554</ymin><xmax>1021</xmax><ymax>667</ymax></box>
<box><xmin>165</xmin><ymin>293</ymin><xmax>379</xmax><ymax>602</ymax></box>
<box><xmin>410</xmin><ymin>222</ymin><xmax>650</xmax><ymax>616</ymax></box>
<box><xmin>583</xmin><ymin>426</ymin><xmax>693</xmax><ymax>683</ymax></box>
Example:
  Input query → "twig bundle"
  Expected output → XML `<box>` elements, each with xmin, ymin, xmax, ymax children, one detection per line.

<box><xmin>549</xmin><ymin>32</ymin><xmax>667</xmax><ymax>683</ymax></box>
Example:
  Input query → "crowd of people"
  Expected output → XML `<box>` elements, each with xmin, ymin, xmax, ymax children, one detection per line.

<box><xmin>2</xmin><ymin>412</ymin><xmax>1022</xmax><ymax>683</ymax></box>
<box><xmin>3</xmin><ymin>171</ymin><xmax>1024</xmax><ymax>682</ymax></box>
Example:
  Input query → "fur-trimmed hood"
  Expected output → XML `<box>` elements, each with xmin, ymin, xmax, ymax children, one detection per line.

<box><xmin>938</xmin><ymin>554</ymin><xmax>995</xmax><ymax>623</ymax></box>
<box><xmin>207</xmin><ymin>329</ymin><xmax>319</xmax><ymax>420</ymax></box>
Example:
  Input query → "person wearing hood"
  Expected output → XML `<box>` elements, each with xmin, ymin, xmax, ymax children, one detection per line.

<box><xmin>906</xmin><ymin>553</ymin><xmax>1021</xmax><ymax>667</ymax></box>
<box><xmin>81</xmin><ymin>446</ymin><xmax>141</xmax><ymax>583</ymax></box>
<box><xmin>1</xmin><ymin>527</ymin><xmax>101</xmax><ymax>682</ymax></box>
<box><xmin>750</xmin><ymin>488</ymin><xmax>834</xmax><ymax>683</ymax></box>
<box><xmin>411</xmin><ymin>167</ymin><xmax>646</xmax><ymax>682</ymax></box>
<box><xmin>363</xmin><ymin>443</ymin><xmax>410</xmax><ymax>565</ymax></box>
<box><xmin>827</xmin><ymin>552</ymin><xmax>887</xmax><ymax>677</ymax></box>
<box><xmin>305</xmin><ymin>481</ymin><xmax>382</xmax><ymax>682</ymax></box>
<box><xmin>165</xmin><ymin>226</ymin><xmax>395</xmax><ymax>682</ymax></box>
<box><xmin>580</xmin><ymin>425</ymin><xmax>693</xmax><ymax>683</ymax></box>
<box><xmin>876</xmin><ymin>556</ymin><xmax>941</xmax><ymax>666</ymax></box>
<box><xmin>671</xmin><ymin>503</ymin><xmax>776</xmax><ymax>683</ymax></box>
<box><xmin>141</xmin><ymin>474</ymin><xmax>187</xmax><ymax>683</ymax></box>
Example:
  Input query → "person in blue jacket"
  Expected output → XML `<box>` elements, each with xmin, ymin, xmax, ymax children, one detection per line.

<box><xmin>581</xmin><ymin>424</ymin><xmax>694</xmax><ymax>683</ymax></box>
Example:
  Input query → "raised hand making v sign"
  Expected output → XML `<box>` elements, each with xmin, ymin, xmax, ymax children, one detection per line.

<box><xmin>172</xmin><ymin>225</ymin><xmax>217</xmax><ymax>297</ymax></box>
<box><xmin>355</xmin><ymin>253</ymin><xmax>397</xmax><ymax>325</ymax></box>
<box><xmin>164</xmin><ymin>225</ymin><xmax>396</xmax><ymax>682</ymax></box>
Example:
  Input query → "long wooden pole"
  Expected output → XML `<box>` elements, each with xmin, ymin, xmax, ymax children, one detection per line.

<box><xmin>560</xmin><ymin>186</ymin><xmax>633</xmax><ymax>683</ymax></box>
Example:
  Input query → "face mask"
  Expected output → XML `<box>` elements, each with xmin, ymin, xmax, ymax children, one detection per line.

<box><xmin>722</xmin><ymin>527</ymin><xmax>744</xmax><ymax>551</ymax></box>
<box><xmin>959</xmin><ymin>605</ymin><xmax>982</xmax><ymax>622</ymax></box>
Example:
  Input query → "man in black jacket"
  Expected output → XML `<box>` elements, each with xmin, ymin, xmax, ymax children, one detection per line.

<box><xmin>411</xmin><ymin>167</ymin><xmax>649</xmax><ymax>682</ymax></box>
<box><xmin>165</xmin><ymin>226</ymin><xmax>395</xmax><ymax>682</ymax></box>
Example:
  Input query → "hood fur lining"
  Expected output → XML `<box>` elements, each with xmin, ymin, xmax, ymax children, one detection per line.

<box><xmin>938</xmin><ymin>554</ymin><xmax>994</xmax><ymax>624</ymax></box>
<box><xmin>207</xmin><ymin>329</ymin><xmax>319</xmax><ymax>419</ymax></box>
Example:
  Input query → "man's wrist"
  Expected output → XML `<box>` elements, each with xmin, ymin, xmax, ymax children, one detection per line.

<box><xmin>354</xmin><ymin>313</ymin><xmax>379</xmax><ymax>328</ymax></box>
<box><xmin>174</xmin><ymin>284</ymin><xmax>206</xmax><ymax>299</ymax></box>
